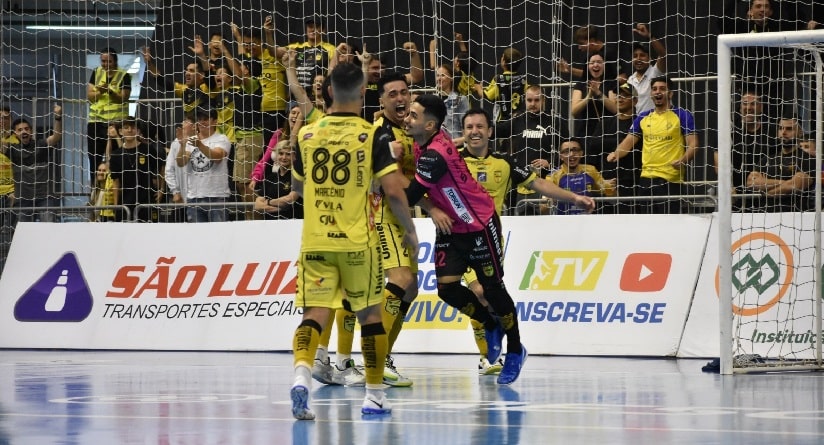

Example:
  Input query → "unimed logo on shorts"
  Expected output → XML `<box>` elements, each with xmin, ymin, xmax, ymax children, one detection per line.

<box><xmin>620</xmin><ymin>253</ymin><xmax>672</xmax><ymax>292</ymax></box>
<box><xmin>14</xmin><ymin>252</ymin><xmax>94</xmax><ymax>322</ymax></box>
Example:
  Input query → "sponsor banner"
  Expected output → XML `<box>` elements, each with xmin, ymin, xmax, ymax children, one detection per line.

<box><xmin>1</xmin><ymin>215</ymin><xmax>710</xmax><ymax>355</ymax></box>
<box><xmin>681</xmin><ymin>212</ymin><xmax>822</xmax><ymax>359</ymax></box>
<box><xmin>1</xmin><ymin>221</ymin><xmax>305</xmax><ymax>350</ymax></box>
<box><xmin>500</xmin><ymin>215</ymin><xmax>711</xmax><ymax>356</ymax></box>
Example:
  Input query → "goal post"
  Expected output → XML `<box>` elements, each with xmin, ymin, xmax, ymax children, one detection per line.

<box><xmin>717</xmin><ymin>30</ymin><xmax>824</xmax><ymax>374</ymax></box>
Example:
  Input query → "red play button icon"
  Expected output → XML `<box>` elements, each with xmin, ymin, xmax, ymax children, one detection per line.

<box><xmin>620</xmin><ymin>253</ymin><xmax>672</xmax><ymax>292</ymax></box>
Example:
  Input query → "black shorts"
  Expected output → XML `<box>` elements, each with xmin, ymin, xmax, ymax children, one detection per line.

<box><xmin>435</xmin><ymin>215</ymin><xmax>505</xmax><ymax>286</ymax></box>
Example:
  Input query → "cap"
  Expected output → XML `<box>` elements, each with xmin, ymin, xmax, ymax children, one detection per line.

<box><xmin>618</xmin><ymin>82</ymin><xmax>637</xmax><ymax>98</ymax></box>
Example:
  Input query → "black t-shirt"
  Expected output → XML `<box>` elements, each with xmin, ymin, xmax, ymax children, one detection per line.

<box><xmin>572</xmin><ymin>78</ymin><xmax>618</xmax><ymax>139</ymax></box>
<box><xmin>108</xmin><ymin>143</ymin><xmax>163</xmax><ymax>207</ymax></box>
<box><xmin>495</xmin><ymin>111</ymin><xmax>557</xmax><ymax>178</ymax></box>
<box><xmin>255</xmin><ymin>160</ymin><xmax>303</xmax><ymax>220</ymax></box>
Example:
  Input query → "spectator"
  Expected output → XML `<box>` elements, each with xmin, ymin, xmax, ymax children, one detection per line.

<box><xmin>260</xmin><ymin>15</ymin><xmax>290</xmax><ymax>150</ymax></box>
<box><xmin>0</xmin><ymin>105</ymin><xmax>16</xmax><ymax>144</ymax></box>
<box><xmin>570</xmin><ymin>53</ymin><xmax>618</xmax><ymax>140</ymax></box>
<box><xmin>287</xmin><ymin>17</ymin><xmax>338</xmax><ymax>93</ymax></box>
<box><xmin>311</xmin><ymin>74</ymin><xmax>327</xmax><ymax>112</ymax></box>
<box><xmin>89</xmin><ymin>162</ymin><xmax>115</xmax><ymax>222</ymax></box>
<box><xmin>7</xmin><ymin>104</ymin><xmax>62</xmax><ymax>222</ymax></box>
<box><xmin>625</xmin><ymin>23</ymin><xmax>668</xmax><ymax>114</ymax></box>
<box><xmin>718</xmin><ymin>0</ymin><xmax>819</xmax><ymax>118</ymax></box>
<box><xmin>602</xmin><ymin>83</ymin><xmax>642</xmax><ymax>213</ymax></box>
<box><xmin>359</xmin><ymin>43</ymin><xmax>424</xmax><ymax>122</ymax></box>
<box><xmin>434</xmin><ymin>63</ymin><xmax>470</xmax><ymax>141</ymax></box>
<box><xmin>473</xmin><ymin>47</ymin><xmax>527</xmax><ymax>122</ymax></box>
<box><xmin>142</xmin><ymin>47</ymin><xmax>210</xmax><ymax>115</ymax></box>
<box><xmin>165</xmin><ymin>117</ymin><xmax>195</xmax><ymax>222</ymax></box>
<box><xmin>335</xmin><ymin>41</ymin><xmax>359</xmax><ymax>65</ymax></box>
<box><xmin>176</xmin><ymin>107</ymin><xmax>232</xmax><ymax>223</ymax></box>
<box><xmin>0</xmin><ymin>105</ymin><xmax>15</xmax><ymax>265</ymax></box>
<box><xmin>557</xmin><ymin>25</ymin><xmax>621</xmax><ymax>82</ymax></box>
<box><xmin>746</xmin><ymin>117</ymin><xmax>814</xmax><ymax>212</ymax></box>
<box><xmin>713</xmin><ymin>87</ymin><xmax>773</xmax><ymax>208</ymax></box>
<box><xmin>429</xmin><ymin>32</ymin><xmax>476</xmax><ymax>99</ymax></box>
<box><xmin>494</xmin><ymin>85</ymin><xmax>557</xmax><ymax>214</ymax></box>
<box><xmin>194</xmin><ymin>32</ymin><xmax>228</xmax><ymax>82</ymax></box>
<box><xmin>547</xmin><ymin>138</ymin><xmax>615</xmax><ymax>215</ymax></box>
<box><xmin>253</xmin><ymin>139</ymin><xmax>302</xmax><ymax>220</ymax></box>
<box><xmin>108</xmin><ymin>117</ymin><xmax>164</xmax><ymax>222</ymax></box>
<box><xmin>607</xmin><ymin>76</ymin><xmax>700</xmax><ymax>214</ymax></box>
<box><xmin>87</xmin><ymin>48</ymin><xmax>131</xmax><ymax>181</ymax></box>
<box><xmin>249</xmin><ymin>104</ymin><xmax>302</xmax><ymax>195</ymax></box>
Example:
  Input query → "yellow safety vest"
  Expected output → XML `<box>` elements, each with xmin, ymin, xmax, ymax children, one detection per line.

<box><xmin>89</xmin><ymin>67</ymin><xmax>130</xmax><ymax>123</ymax></box>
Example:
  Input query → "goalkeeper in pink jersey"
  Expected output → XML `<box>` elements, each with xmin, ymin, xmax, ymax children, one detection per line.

<box><xmin>402</xmin><ymin>94</ymin><xmax>526</xmax><ymax>385</ymax></box>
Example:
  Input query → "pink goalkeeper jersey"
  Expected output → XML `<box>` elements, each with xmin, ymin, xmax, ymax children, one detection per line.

<box><xmin>414</xmin><ymin>130</ymin><xmax>496</xmax><ymax>233</ymax></box>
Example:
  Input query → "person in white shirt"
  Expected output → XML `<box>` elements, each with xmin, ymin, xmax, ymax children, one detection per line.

<box><xmin>165</xmin><ymin>116</ymin><xmax>195</xmax><ymax>221</ymax></box>
<box><xmin>175</xmin><ymin>107</ymin><xmax>232</xmax><ymax>222</ymax></box>
<box><xmin>625</xmin><ymin>23</ymin><xmax>667</xmax><ymax>114</ymax></box>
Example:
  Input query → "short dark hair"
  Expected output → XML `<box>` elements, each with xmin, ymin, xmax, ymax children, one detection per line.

<box><xmin>413</xmin><ymin>94</ymin><xmax>447</xmax><ymax>130</ymax></box>
<box><xmin>559</xmin><ymin>137</ymin><xmax>583</xmax><ymax>150</ymax></box>
<box><xmin>462</xmin><ymin>108</ymin><xmax>492</xmax><ymax>128</ymax></box>
<box><xmin>100</xmin><ymin>47</ymin><xmax>118</xmax><ymax>63</ymax></box>
<box><xmin>633</xmin><ymin>42</ymin><xmax>650</xmax><ymax>56</ymax></box>
<box><xmin>195</xmin><ymin>106</ymin><xmax>217</xmax><ymax>120</ymax></box>
<box><xmin>377</xmin><ymin>71</ymin><xmax>408</xmax><ymax>96</ymax></box>
<box><xmin>651</xmin><ymin>75</ymin><xmax>673</xmax><ymax>90</ymax></box>
<box><xmin>329</xmin><ymin>62</ymin><xmax>363</xmax><ymax>104</ymax></box>
<box><xmin>11</xmin><ymin>118</ymin><xmax>31</xmax><ymax>131</ymax></box>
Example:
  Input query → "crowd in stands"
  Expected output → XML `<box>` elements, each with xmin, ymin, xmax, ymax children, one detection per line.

<box><xmin>0</xmin><ymin>0</ymin><xmax>822</xmax><ymax>234</ymax></box>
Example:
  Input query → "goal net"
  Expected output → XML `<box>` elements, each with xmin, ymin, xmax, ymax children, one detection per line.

<box><xmin>717</xmin><ymin>29</ymin><xmax>824</xmax><ymax>374</ymax></box>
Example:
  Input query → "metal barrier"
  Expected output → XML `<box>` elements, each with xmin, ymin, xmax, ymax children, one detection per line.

<box><xmin>134</xmin><ymin>201</ymin><xmax>255</xmax><ymax>222</ymax></box>
<box><xmin>0</xmin><ymin>205</ymin><xmax>132</xmax><ymax>222</ymax></box>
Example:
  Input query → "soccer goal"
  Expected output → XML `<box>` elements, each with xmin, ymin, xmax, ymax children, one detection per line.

<box><xmin>717</xmin><ymin>29</ymin><xmax>824</xmax><ymax>374</ymax></box>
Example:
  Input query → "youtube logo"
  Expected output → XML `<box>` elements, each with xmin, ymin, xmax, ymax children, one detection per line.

<box><xmin>620</xmin><ymin>253</ymin><xmax>672</xmax><ymax>292</ymax></box>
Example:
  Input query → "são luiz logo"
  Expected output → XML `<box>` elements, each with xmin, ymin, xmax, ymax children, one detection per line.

<box><xmin>714</xmin><ymin>232</ymin><xmax>794</xmax><ymax>316</ymax></box>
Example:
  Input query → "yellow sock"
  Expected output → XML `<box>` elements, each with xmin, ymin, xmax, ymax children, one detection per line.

<box><xmin>317</xmin><ymin>311</ymin><xmax>335</xmax><ymax>353</ymax></box>
<box><xmin>380</xmin><ymin>283</ymin><xmax>404</xmax><ymax>346</ymax></box>
<box><xmin>336</xmin><ymin>308</ymin><xmax>356</xmax><ymax>355</ymax></box>
<box><xmin>471</xmin><ymin>319</ymin><xmax>488</xmax><ymax>357</ymax></box>
<box><xmin>387</xmin><ymin>308</ymin><xmax>404</xmax><ymax>352</ymax></box>
<box><xmin>360</xmin><ymin>322</ymin><xmax>388</xmax><ymax>386</ymax></box>
<box><xmin>292</xmin><ymin>322</ymin><xmax>321</xmax><ymax>369</ymax></box>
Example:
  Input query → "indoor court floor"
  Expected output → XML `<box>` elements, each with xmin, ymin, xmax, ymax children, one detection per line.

<box><xmin>2</xmin><ymin>350</ymin><xmax>824</xmax><ymax>444</ymax></box>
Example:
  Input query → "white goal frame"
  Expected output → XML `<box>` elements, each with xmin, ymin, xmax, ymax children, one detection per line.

<box><xmin>717</xmin><ymin>30</ymin><xmax>824</xmax><ymax>374</ymax></box>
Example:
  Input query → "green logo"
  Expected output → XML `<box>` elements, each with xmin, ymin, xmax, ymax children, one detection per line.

<box><xmin>731</xmin><ymin>254</ymin><xmax>779</xmax><ymax>294</ymax></box>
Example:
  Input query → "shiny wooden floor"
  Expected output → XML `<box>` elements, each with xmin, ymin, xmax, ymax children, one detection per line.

<box><xmin>2</xmin><ymin>350</ymin><xmax>824</xmax><ymax>444</ymax></box>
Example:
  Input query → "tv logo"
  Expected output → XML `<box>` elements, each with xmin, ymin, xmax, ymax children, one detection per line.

<box><xmin>14</xmin><ymin>252</ymin><xmax>94</xmax><ymax>322</ymax></box>
<box><xmin>519</xmin><ymin>251</ymin><xmax>608</xmax><ymax>291</ymax></box>
<box><xmin>620</xmin><ymin>253</ymin><xmax>672</xmax><ymax>292</ymax></box>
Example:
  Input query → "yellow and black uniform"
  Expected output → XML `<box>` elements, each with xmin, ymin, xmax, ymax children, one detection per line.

<box><xmin>372</xmin><ymin>116</ymin><xmax>416</xmax><ymax>271</ymax></box>
<box><xmin>0</xmin><ymin>132</ymin><xmax>18</xmax><ymax>202</ymax></box>
<box><xmin>293</xmin><ymin>112</ymin><xmax>396</xmax><ymax>312</ymax></box>
<box><xmin>286</xmin><ymin>40</ymin><xmax>336</xmax><ymax>91</ymax></box>
<box><xmin>87</xmin><ymin>67</ymin><xmax>131</xmax><ymax>175</ymax></box>
<box><xmin>259</xmin><ymin>51</ymin><xmax>288</xmax><ymax>145</ymax></box>
<box><xmin>481</xmin><ymin>70</ymin><xmax>527</xmax><ymax>122</ymax></box>
<box><xmin>173</xmin><ymin>82</ymin><xmax>210</xmax><ymax>115</ymax></box>
<box><xmin>461</xmin><ymin>148</ymin><xmax>535</xmax><ymax>214</ymax></box>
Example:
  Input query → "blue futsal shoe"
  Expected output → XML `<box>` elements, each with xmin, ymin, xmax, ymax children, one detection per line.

<box><xmin>484</xmin><ymin>322</ymin><xmax>505</xmax><ymax>364</ymax></box>
<box><xmin>497</xmin><ymin>345</ymin><xmax>528</xmax><ymax>385</ymax></box>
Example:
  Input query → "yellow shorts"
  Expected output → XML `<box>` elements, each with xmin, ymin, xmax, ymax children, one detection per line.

<box><xmin>296</xmin><ymin>246</ymin><xmax>384</xmax><ymax>312</ymax></box>
<box><xmin>376</xmin><ymin>222</ymin><xmax>418</xmax><ymax>273</ymax></box>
